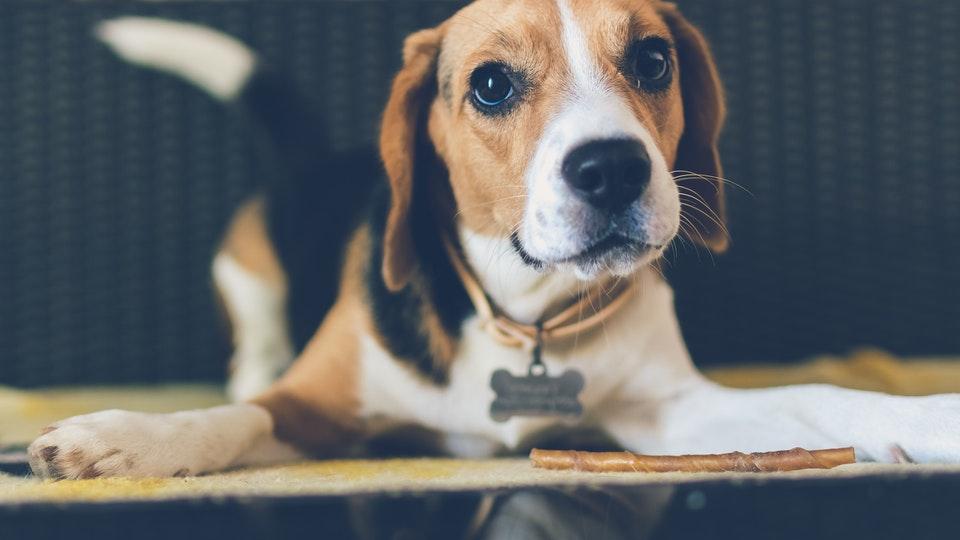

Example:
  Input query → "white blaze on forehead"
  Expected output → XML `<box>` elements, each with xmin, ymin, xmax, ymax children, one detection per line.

<box><xmin>518</xmin><ymin>0</ymin><xmax>680</xmax><ymax>269</ymax></box>
<box><xmin>557</xmin><ymin>0</ymin><xmax>605</xmax><ymax>93</ymax></box>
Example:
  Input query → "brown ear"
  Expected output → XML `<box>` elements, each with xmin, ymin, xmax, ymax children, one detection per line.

<box><xmin>379</xmin><ymin>27</ymin><xmax>443</xmax><ymax>291</ymax></box>
<box><xmin>660</xmin><ymin>4</ymin><xmax>729</xmax><ymax>252</ymax></box>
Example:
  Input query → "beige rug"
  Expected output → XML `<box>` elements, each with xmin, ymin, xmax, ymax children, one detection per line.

<box><xmin>3</xmin><ymin>458</ymin><xmax>960</xmax><ymax>504</ymax></box>
<box><xmin>3</xmin><ymin>349</ymin><xmax>960</xmax><ymax>504</ymax></box>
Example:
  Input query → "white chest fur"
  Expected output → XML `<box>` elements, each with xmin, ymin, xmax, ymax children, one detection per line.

<box><xmin>356</xmin><ymin>263</ymin><xmax>695</xmax><ymax>457</ymax></box>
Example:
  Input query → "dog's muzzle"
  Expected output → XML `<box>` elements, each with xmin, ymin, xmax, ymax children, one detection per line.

<box><xmin>516</xmin><ymin>135</ymin><xmax>670</xmax><ymax>276</ymax></box>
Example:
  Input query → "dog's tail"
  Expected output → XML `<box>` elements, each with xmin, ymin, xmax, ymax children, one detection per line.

<box><xmin>95</xmin><ymin>17</ymin><xmax>256</xmax><ymax>102</ymax></box>
<box><xmin>95</xmin><ymin>16</ymin><xmax>328</xmax><ymax>169</ymax></box>
<box><xmin>96</xmin><ymin>17</ymin><xmax>378</xmax><ymax>351</ymax></box>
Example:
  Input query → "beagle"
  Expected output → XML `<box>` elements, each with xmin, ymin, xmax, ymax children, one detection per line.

<box><xmin>29</xmin><ymin>0</ymin><xmax>960</xmax><ymax>480</ymax></box>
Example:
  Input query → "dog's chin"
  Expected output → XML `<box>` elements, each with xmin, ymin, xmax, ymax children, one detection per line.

<box><xmin>512</xmin><ymin>232</ymin><xmax>665</xmax><ymax>280</ymax></box>
<box><xmin>563</xmin><ymin>238</ymin><xmax>664</xmax><ymax>280</ymax></box>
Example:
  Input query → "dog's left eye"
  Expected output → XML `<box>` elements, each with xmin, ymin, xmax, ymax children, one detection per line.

<box><xmin>470</xmin><ymin>64</ymin><xmax>515</xmax><ymax>110</ymax></box>
<box><xmin>628</xmin><ymin>38</ymin><xmax>672</xmax><ymax>91</ymax></box>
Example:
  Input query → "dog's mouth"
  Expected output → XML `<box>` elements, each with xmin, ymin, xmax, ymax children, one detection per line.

<box><xmin>511</xmin><ymin>232</ymin><xmax>661</xmax><ymax>270</ymax></box>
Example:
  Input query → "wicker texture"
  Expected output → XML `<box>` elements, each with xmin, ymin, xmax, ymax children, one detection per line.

<box><xmin>0</xmin><ymin>0</ymin><xmax>957</xmax><ymax>386</ymax></box>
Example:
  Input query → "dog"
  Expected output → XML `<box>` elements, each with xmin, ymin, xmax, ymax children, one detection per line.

<box><xmin>28</xmin><ymin>0</ymin><xmax>960</xmax><ymax>480</ymax></box>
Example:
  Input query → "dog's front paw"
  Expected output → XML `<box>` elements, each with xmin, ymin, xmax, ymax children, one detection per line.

<box><xmin>27</xmin><ymin>410</ymin><xmax>196</xmax><ymax>479</ymax></box>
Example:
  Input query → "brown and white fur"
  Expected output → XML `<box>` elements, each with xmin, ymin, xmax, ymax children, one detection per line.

<box><xmin>29</xmin><ymin>0</ymin><xmax>960</xmax><ymax>480</ymax></box>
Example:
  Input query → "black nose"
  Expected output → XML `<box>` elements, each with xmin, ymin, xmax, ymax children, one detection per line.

<box><xmin>561</xmin><ymin>139</ymin><xmax>651</xmax><ymax>212</ymax></box>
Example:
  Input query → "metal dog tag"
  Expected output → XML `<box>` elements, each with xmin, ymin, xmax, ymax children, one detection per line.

<box><xmin>489</xmin><ymin>368</ymin><xmax>585</xmax><ymax>422</ymax></box>
<box><xmin>489</xmin><ymin>335</ymin><xmax>584</xmax><ymax>422</ymax></box>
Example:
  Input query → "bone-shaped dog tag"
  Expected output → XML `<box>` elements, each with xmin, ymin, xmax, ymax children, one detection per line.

<box><xmin>489</xmin><ymin>367</ymin><xmax>584</xmax><ymax>422</ymax></box>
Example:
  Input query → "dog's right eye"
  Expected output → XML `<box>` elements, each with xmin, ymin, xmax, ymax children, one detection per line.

<box><xmin>470</xmin><ymin>64</ymin><xmax>516</xmax><ymax>112</ymax></box>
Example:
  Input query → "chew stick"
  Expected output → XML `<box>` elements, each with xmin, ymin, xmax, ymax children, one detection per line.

<box><xmin>530</xmin><ymin>447</ymin><xmax>856</xmax><ymax>473</ymax></box>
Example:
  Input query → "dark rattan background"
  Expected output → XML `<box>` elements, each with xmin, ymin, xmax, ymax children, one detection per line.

<box><xmin>0</xmin><ymin>0</ymin><xmax>958</xmax><ymax>387</ymax></box>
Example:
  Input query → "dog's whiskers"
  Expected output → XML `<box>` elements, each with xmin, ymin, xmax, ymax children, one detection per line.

<box><xmin>678</xmin><ymin>196</ymin><xmax>729</xmax><ymax>238</ymax></box>
<box><xmin>671</xmin><ymin>169</ymin><xmax>753</xmax><ymax>197</ymax></box>
<box><xmin>677</xmin><ymin>188</ymin><xmax>731</xmax><ymax>240</ymax></box>
<box><xmin>676</xmin><ymin>213</ymin><xmax>716</xmax><ymax>265</ymax></box>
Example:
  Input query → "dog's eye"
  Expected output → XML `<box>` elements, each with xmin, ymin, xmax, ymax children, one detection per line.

<box><xmin>635</xmin><ymin>49</ymin><xmax>668</xmax><ymax>81</ymax></box>
<box><xmin>629</xmin><ymin>39</ymin><xmax>672</xmax><ymax>90</ymax></box>
<box><xmin>470</xmin><ymin>64</ymin><xmax>515</xmax><ymax>110</ymax></box>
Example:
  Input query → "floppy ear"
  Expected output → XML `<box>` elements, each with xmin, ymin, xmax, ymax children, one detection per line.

<box><xmin>379</xmin><ymin>28</ymin><xmax>443</xmax><ymax>291</ymax></box>
<box><xmin>659</xmin><ymin>4</ymin><xmax>729</xmax><ymax>253</ymax></box>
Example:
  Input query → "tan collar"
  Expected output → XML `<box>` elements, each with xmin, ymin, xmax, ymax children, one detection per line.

<box><xmin>442</xmin><ymin>233</ymin><xmax>638</xmax><ymax>351</ymax></box>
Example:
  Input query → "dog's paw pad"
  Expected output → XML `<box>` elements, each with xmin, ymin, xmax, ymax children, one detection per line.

<box><xmin>38</xmin><ymin>445</ymin><xmax>58</xmax><ymax>462</ymax></box>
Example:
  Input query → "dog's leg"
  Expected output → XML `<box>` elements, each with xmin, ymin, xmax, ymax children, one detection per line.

<box><xmin>27</xmin><ymin>403</ymin><xmax>302</xmax><ymax>479</ymax></box>
<box><xmin>214</xmin><ymin>252</ymin><xmax>295</xmax><ymax>402</ymax></box>
<box><xmin>604</xmin><ymin>380</ymin><xmax>960</xmax><ymax>463</ymax></box>
<box><xmin>28</xmin><ymin>293</ymin><xmax>364</xmax><ymax>479</ymax></box>
<box><xmin>28</xmin><ymin>246</ymin><xmax>300</xmax><ymax>479</ymax></box>
<box><xmin>599</xmin><ymin>289</ymin><xmax>960</xmax><ymax>464</ymax></box>
<box><xmin>26</xmin><ymin>359</ymin><xmax>364</xmax><ymax>480</ymax></box>
<box><xmin>214</xmin><ymin>198</ymin><xmax>297</xmax><ymax>402</ymax></box>
<box><xmin>26</xmin><ymin>352</ymin><xmax>362</xmax><ymax>480</ymax></box>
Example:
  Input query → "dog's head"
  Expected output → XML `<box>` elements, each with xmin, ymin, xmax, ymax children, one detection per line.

<box><xmin>380</xmin><ymin>0</ymin><xmax>726</xmax><ymax>290</ymax></box>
